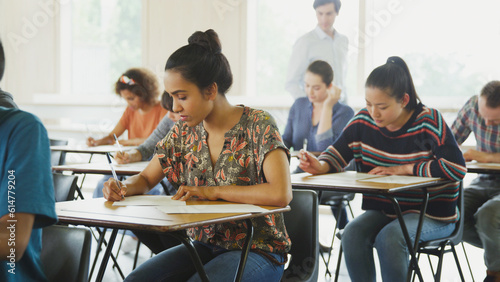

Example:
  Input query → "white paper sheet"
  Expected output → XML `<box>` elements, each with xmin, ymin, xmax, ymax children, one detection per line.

<box><xmin>112</xmin><ymin>195</ymin><xmax>186</xmax><ymax>206</ymax></box>
<box><xmin>156</xmin><ymin>204</ymin><xmax>268</xmax><ymax>214</ymax></box>
<box><xmin>357</xmin><ymin>175</ymin><xmax>441</xmax><ymax>185</ymax></box>
<box><xmin>307</xmin><ymin>172</ymin><xmax>382</xmax><ymax>181</ymax></box>
<box><xmin>467</xmin><ymin>161</ymin><xmax>500</xmax><ymax>168</ymax></box>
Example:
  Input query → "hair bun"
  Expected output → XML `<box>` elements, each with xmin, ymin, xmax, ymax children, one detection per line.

<box><xmin>188</xmin><ymin>29</ymin><xmax>222</xmax><ymax>54</ymax></box>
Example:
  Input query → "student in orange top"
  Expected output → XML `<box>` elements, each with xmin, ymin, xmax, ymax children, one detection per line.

<box><xmin>87</xmin><ymin>67</ymin><xmax>168</xmax><ymax>147</ymax></box>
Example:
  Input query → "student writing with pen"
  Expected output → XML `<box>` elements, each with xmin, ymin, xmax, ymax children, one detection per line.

<box><xmin>103</xmin><ymin>29</ymin><xmax>292</xmax><ymax>281</ymax></box>
<box><xmin>91</xmin><ymin>68</ymin><xmax>170</xmax><ymax>199</ymax></box>
<box><xmin>106</xmin><ymin>93</ymin><xmax>182</xmax><ymax>255</ymax></box>
<box><xmin>298</xmin><ymin>56</ymin><xmax>466</xmax><ymax>281</ymax></box>
<box><xmin>113</xmin><ymin>92</ymin><xmax>180</xmax><ymax>165</ymax></box>
<box><xmin>86</xmin><ymin>67</ymin><xmax>168</xmax><ymax>147</ymax></box>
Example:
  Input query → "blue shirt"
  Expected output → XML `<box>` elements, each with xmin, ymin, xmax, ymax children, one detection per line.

<box><xmin>282</xmin><ymin>97</ymin><xmax>354</xmax><ymax>152</ymax></box>
<box><xmin>0</xmin><ymin>107</ymin><xmax>57</xmax><ymax>282</ymax></box>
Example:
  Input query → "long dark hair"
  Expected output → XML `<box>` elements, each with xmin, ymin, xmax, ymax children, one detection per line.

<box><xmin>165</xmin><ymin>29</ymin><xmax>233</xmax><ymax>95</ymax></box>
<box><xmin>365</xmin><ymin>56</ymin><xmax>420</xmax><ymax>110</ymax></box>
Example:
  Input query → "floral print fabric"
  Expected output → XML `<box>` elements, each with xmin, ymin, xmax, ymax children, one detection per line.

<box><xmin>156</xmin><ymin>106</ymin><xmax>291</xmax><ymax>253</ymax></box>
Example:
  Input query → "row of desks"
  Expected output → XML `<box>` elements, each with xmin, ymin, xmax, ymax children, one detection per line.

<box><xmin>51</xmin><ymin>145</ymin><xmax>500</xmax><ymax>282</ymax></box>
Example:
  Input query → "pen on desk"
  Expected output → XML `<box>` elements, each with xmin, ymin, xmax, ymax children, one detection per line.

<box><xmin>106</xmin><ymin>152</ymin><xmax>125</xmax><ymax>200</ymax></box>
<box><xmin>302</xmin><ymin>139</ymin><xmax>308</xmax><ymax>160</ymax></box>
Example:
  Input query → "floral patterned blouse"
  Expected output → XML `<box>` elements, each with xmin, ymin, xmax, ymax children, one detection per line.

<box><xmin>156</xmin><ymin>106</ymin><xmax>291</xmax><ymax>253</ymax></box>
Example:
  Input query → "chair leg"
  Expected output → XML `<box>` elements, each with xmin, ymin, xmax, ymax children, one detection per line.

<box><xmin>133</xmin><ymin>240</ymin><xmax>141</xmax><ymax>270</ymax></box>
<box><xmin>451</xmin><ymin>245</ymin><xmax>466</xmax><ymax>282</ymax></box>
<box><xmin>320</xmin><ymin>202</ymin><xmax>344</xmax><ymax>276</ymax></box>
<box><xmin>461</xmin><ymin>242</ymin><xmax>475</xmax><ymax>282</ymax></box>
<box><xmin>334</xmin><ymin>243</ymin><xmax>343</xmax><ymax>282</ymax></box>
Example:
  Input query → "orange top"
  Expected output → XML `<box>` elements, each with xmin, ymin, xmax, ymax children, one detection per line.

<box><xmin>119</xmin><ymin>103</ymin><xmax>168</xmax><ymax>139</ymax></box>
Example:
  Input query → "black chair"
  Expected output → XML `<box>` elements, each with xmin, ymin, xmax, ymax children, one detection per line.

<box><xmin>41</xmin><ymin>225</ymin><xmax>92</xmax><ymax>282</ymax></box>
<box><xmin>52</xmin><ymin>172</ymin><xmax>78</xmax><ymax>202</ymax></box>
<box><xmin>282</xmin><ymin>189</ymin><xmax>319</xmax><ymax>282</ymax></box>
<box><xmin>49</xmin><ymin>138</ymin><xmax>68</xmax><ymax>167</ymax></box>
<box><xmin>319</xmin><ymin>192</ymin><xmax>355</xmax><ymax>276</ymax></box>
<box><xmin>412</xmin><ymin>183</ymin><xmax>470</xmax><ymax>282</ymax></box>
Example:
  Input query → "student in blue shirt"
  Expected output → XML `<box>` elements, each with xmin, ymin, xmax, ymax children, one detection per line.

<box><xmin>283</xmin><ymin>60</ymin><xmax>354</xmax><ymax>230</ymax></box>
<box><xmin>0</xmin><ymin>35</ymin><xmax>57</xmax><ymax>282</ymax></box>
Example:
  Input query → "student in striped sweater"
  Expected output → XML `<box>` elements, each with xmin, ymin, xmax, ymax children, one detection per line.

<box><xmin>298</xmin><ymin>56</ymin><xmax>467</xmax><ymax>282</ymax></box>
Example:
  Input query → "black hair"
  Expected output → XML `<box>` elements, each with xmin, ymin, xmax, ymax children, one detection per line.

<box><xmin>480</xmin><ymin>80</ymin><xmax>500</xmax><ymax>108</ymax></box>
<box><xmin>161</xmin><ymin>90</ymin><xmax>173</xmax><ymax>111</ymax></box>
<box><xmin>365</xmin><ymin>56</ymin><xmax>420</xmax><ymax>110</ymax></box>
<box><xmin>114</xmin><ymin>68</ymin><xmax>160</xmax><ymax>105</ymax></box>
<box><xmin>0</xmin><ymin>39</ymin><xmax>5</xmax><ymax>82</ymax></box>
<box><xmin>313</xmin><ymin>0</ymin><xmax>341</xmax><ymax>13</ymax></box>
<box><xmin>164</xmin><ymin>29</ymin><xmax>233</xmax><ymax>95</ymax></box>
<box><xmin>307</xmin><ymin>60</ymin><xmax>334</xmax><ymax>86</ymax></box>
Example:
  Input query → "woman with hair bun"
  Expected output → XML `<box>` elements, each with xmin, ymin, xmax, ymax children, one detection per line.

<box><xmin>103</xmin><ymin>29</ymin><xmax>292</xmax><ymax>281</ymax></box>
<box><xmin>298</xmin><ymin>56</ymin><xmax>467</xmax><ymax>281</ymax></box>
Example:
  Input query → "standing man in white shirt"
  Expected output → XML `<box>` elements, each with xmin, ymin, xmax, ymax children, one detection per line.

<box><xmin>285</xmin><ymin>0</ymin><xmax>349</xmax><ymax>102</ymax></box>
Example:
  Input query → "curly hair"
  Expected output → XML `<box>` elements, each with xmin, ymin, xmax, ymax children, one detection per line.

<box><xmin>114</xmin><ymin>68</ymin><xmax>160</xmax><ymax>105</ymax></box>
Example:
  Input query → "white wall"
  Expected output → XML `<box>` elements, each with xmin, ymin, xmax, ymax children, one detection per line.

<box><xmin>0</xmin><ymin>0</ymin><xmax>248</xmax><ymax>104</ymax></box>
<box><xmin>0</xmin><ymin>0</ymin><xmax>60</xmax><ymax>104</ymax></box>
<box><xmin>142</xmin><ymin>0</ymin><xmax>247</xmax><ymax>97</ymax></box>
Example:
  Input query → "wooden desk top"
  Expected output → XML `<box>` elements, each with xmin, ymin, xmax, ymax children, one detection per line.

<box><xmin>291</xmin><ymin>171</ymin><xmax>446</xmax><ymax>193</ymax></box>
<box><xmin>56</xmin><ymin>198</ymin><xmax>290</xmax><ymax>233</ymax></box>
<box><xmin>50</xmin><ymin>145</ymin><xmax>137</xmax><ymax>154</ymax></box>
<box><xmin>466</xmin><ymin>162</ymin><xmax>500</xmax><ymax>174</ymax></box>
<box><xmin>52</xmin><ymin>161</ymin><xmax>149</xmax><ymax>175</ymax></box>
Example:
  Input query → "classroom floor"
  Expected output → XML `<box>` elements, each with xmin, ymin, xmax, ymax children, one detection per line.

<box><xmin>80</xmin><ymin>173</ymin><xmax>487</xmax><ymax>282</ymax></box>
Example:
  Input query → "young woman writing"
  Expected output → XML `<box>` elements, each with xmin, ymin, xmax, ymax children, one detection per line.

<box><xmin>103</xmin><ymin>29</ymin><xmax>292</xmax><ymax>281</ymax></box>
<box><xmin>298</xmin><ymin>56</ymin><xmax>467</xmax><ymax>281</ymax></box>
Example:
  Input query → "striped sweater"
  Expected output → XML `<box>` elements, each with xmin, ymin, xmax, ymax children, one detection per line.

<box><xmin>318</xmin><ymin>103</ymin><xmax>467</xmax><ymax>222</ymax></box>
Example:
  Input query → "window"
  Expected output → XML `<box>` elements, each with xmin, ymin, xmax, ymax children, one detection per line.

<box><xmin>248</xmin><ymin>0</ymin><xmax>358</xmax><ymax>106</ymax></box>
<box><xmin>61</xmin><ymin>0</ymin><xmax>141</xmax><ymax>96</ymax></box>
<box><xmin>366</xmin><ymin>0</ymin><xmax>500</xmax><ymax>110</ymax></box>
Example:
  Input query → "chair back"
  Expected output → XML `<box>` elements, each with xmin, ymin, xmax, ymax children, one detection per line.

<box><xmin>41</xmin><ymin>225</ymin><xmax>92</xmax><ymax>282</ymax></box>
<box><xmin>282</xmin><ymin>189</ymin><xmax>319</xmax><ymax>282</ymax></box>
<box><xmin>52</xmin><ymin>173</ymin><xmax>78</xmax><ymax>202</ymax></box>
<box><xmin>50</xmin><ymin>139</ymin><xmax>68</xmax><ymax>166</ymax></box>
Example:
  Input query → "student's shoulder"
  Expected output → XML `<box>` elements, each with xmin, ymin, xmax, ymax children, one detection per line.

<box><xmin>344</xmin><ymin>108</ymin><xmax>373</xmax><ymax>128</ymax></box>
<box><xmin>464</xmin><ymin>95</ymin><xmax>479</xmax><ymax>110</ymax></box>
<box><xmin>414</xmin><ymin>104</ymin><xmax>447</xmax><ymax>128</ymax></box>
<box><xmin>294</xmin><ymin>29</ymin><xmax>320</xmax><ymax>46</ymax></box>
<box><xmin>243</xmin><ymin>106</ymin><xmax>278</xmax><ymax>127</ymax></box>
<box><xmin>336</xmin><ymin>102</ymin><xmax>355</xmax><ymax>114</ymax></box>
<box><xmin>291</xmin><ymin>97</ymin><xmax>310</xmax><ymax>107</ymax></box>
<box><xmin>0</xmin><ymin>107</ymin><xmax>42</xmax><ymax>128</ymax></box>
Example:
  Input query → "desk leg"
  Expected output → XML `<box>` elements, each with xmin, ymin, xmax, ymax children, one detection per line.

<box><xmin>89</xmin><ymin>228</ymin><xmax>125</xmax><ymax>280</ymax></box>
<box><xmin>169</xmin><ymin>232</ymin><xmax>210</xmax><ymax>282</ymax></box>
<box><xmin>96</xmin><ymin>228</ymin><xmax>119</xmax><ymax>282</ymax></box>
<box><xmin>389</xmin><ymin>194</ymin><xmax>427</xmax><ymax>282</ymax></box>
<box><xmin>234</xmin><ymin>219</ymin><xmax>254</xmax><ymax>282</ymax></box>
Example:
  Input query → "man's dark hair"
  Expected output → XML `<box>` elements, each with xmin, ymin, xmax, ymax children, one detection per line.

<box><xmin>480</xmin><ymin>80</ymin><xmax>500</xmax><ymax>108</ymax></box>
<box><xmin>313</xmin><ymin>0</ymin><xmax>341</xmax><ymax>13</ymax></box>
